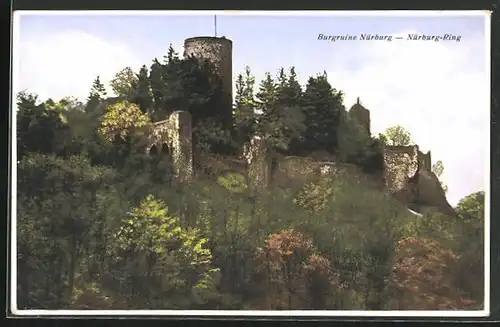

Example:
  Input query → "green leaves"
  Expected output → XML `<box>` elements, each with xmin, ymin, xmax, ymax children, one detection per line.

<box><xmin>105</xmin><ymin>194</ymin><xmax>218</xmax><ymax>308</ymax></box>
<box><xmin>98</xmin><ymin>101</ymin><xmax>151</xmax><ymax>142</ymax></box>
<box><xmin>217</xmin><ymin>172</ymin><xmax>248</xmax><ymax>194</ymax></box>
<box><xmin>379</xmin><ymin>125</ymin><xmax>413</xmax><ymax>146</ymax></box>
<box><xmin>301</xmin><ymin>72</ymin><xmax>344</xmax><ymax>154</ymax></box>
<box><xmin>337</xmin><ymin>114</ymin><xmax>372</xmax><ymax>163</ymax></box>
<box><xmin>110</xmin><ymin>67</ymin><xmax>138</xmax><ymax>98</ymax></box>
<box><xmin>254</xmin><ymin>68</ymin><xmax>306</xmax><ymax>152</ymax></box>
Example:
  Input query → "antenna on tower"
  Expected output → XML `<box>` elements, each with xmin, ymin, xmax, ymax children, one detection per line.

<box><xmin>214</xmin><ymin>15</ymin><xmax>217</xmax><ymax>37</ymax></box>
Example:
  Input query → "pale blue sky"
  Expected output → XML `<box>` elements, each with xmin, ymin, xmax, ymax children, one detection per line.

<box><xmin>14</xmin><ymin>12</ymin><xmax>489</xmax><ymax>205</ymax></box>
<box><xmin>18</xmin><ymin>14</ymin><xmax>486</xmax><ymax>81</ymax></box>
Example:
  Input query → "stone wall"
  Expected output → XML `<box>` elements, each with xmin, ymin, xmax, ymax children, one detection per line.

<box><xmin>382</xmin><ymin>145</ymin><xmax>419</xmax><ymax>203</ymax></box>
<box><xmin>145</xmin><ymin>110</ymin><xmax>193</xmax><ymax>183</ymax></box>
<box><xmin>217</xmin><ymin>135</ymin><xmax>453</xmax><ymax>216</ymax></box>
<box><xmin>245</xmin><ymin>136</ymin><xmax>271</xmax><ymax>194</ymax></box>
<box><xmin>274</xmin><ymin>156</ymin><xmax>317</xmax><ymax>182</ymax></box>
<box><xmin>418</xmin><ymin>150</ymin><xmax>432</xmax><ymax>171</ymax></box>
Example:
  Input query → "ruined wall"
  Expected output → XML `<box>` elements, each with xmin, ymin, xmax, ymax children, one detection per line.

<box><xmin>382</xmin><ymin>145</ymin><xmax>419</xmax><ymax>203</ymax></box>
<box><xmin>349</xmin><ymin>100</ymin><xmax>371</xmax><ymax>136</ymax></box>
<box><xmin>184</xmin><ymin>36</ymin><xmax>233</xmax><ymax>129</ymax></box>
<box><xmin>145</xmin><ymin>111</ymin><xmax>193</xmax><ymax>183</ymax></box>
<box><xmin>239</xmin><ymin>136</ymin><xmax>453</xmax><ymax>215</ymax></box>
<box><xmin>275</xmin><ymin>156</ymin><xmax>317</xmax><ymax>181</ymax></box>
<box><xmin>418</xmin><ymin>150</ymin><xmax>432</xmax><ymax>171</ymax></box>
<box><xmin>245</xmin><ymin>136</ymin><xmax>270</xmax><ymax>194</ymax></box>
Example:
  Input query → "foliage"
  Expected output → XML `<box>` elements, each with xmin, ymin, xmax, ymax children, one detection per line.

<box><xmin>453</xmin><ymin>191</ymin><xmax>485</xmax><ymax>303</ymax></box>
<box><xmin>106</xmin><ymin>195</ymin><xmax>220</xmax><ymax>308</ymax></box>
<box><xmin>431</xmin><ymin>160</ymin><xmax>448</xmax><ymax>193</ymax></box>
<box><xmin>337</xmin><ymin>113</ymin><xmax>372</xmax><ymax>163</ymax></box>
<box><xmin>98</xmin><ymin>101</ymin><xmax>151</xmax><ymax>142</ymax></box>
<box><xmin>127</xmin><ymin>65</ymin><xmax>153</xmax><ymax>114</ymax></box>
<box><xmin>110</xmin><ymin>67</ymin><xmax>138</xmax><ymax>98</ymax></box>
<box><xmin>233</xmin><ymin>66</ymin><xmax>257</xmax><ymax>147</ymax></box>
<box><xmin>299</xmin><ymin>72</ymin><xmax>344</xmax><ymax>155</ymax></box>
<box><xmin>16</xmin><ymin>57</ymin><xmax>483</xmax><ymax>311</ymax></box>
<box><xmin>456</xmin><ymin>191</ymin><xmax>484</xmax><ymax>225</ymax></box>
<box><xmin>254</xmin><ymin>71</ymin><xmax>306</xmax><ymax>152</ymax></box>
<box><xmin>389</xmin><ymin>237</ymin><xmax>477</xmax><ymax>310</ymax></box>
<box><xmin>254</xmin><ymin>229</ymin><xmax>345</xmax><ymax>309</ymax></box>
<box><xmin>86</xmin><ymin>76</ymin><xmax>107</xmax><ymax>113</ymax></box>
<box><xmin>379</xmin><ymin>125</ymin><xmax>413</xmax><ymax>146</ymax></box>
<box><xmin>17</xmin><ymin>153</ymin><xmax>118</xmax><ymax>308</ymax></box>
<box><xmin>16</xmin><ymin>91</ymin><xmax>71</xmax><ymax>159</ymax></box>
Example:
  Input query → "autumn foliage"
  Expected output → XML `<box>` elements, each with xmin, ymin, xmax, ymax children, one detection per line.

<box><xmin>389</xmin><ymin>237</ymin><xmax>477</xmax><ymax>310</ymax></box>
<box><xmin>254</xmin><ymin>229</ymin><xmax>345</xmax><ymax>310</ymax></box>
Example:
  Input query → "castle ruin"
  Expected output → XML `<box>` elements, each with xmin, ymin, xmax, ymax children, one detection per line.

<box><xmin>143</xmin><ymin>36</ymin><xmax>455</xmax><ymax>216</ymax></box>
<box><xmin>144</xmin><ymin>111</ymin><xmax>193</xmax><ymax>183</ymax></box>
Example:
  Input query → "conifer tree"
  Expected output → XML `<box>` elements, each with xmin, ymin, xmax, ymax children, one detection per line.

<box><xmin>234</xmin><ymin>66</ymin><xmax>257</xmax><ymax>147</ymax></box>
<box><xmin>86</xmin><ymin>76</ymin><xmax>107</xmax><ymax>113</ymax></box>
<box><xmin>129</xmin><ymin>65</ymin><xmax>153</xmax><ymax>114</ymax></box>
<box><xmin>278</xmin><ymin>67</ymin><xmax>304</xmax><ymax>154</ymax></box>
<box><xmin>301</xmin><ymin>72</ymin><xmax>343</xmax><ymax>154</ymax></box>
<box><xmin>164</xmin><ymin>43</ymin><xmax>180</xmax><ymax>64</ymax></box>
<box><xmin>277</xmin><ymin>67</ymin><xmax>287</xmax><ymax>90</ymax></box>
<box><xmin>256</xmin><ymin>71</ymin><xmax>305</xmax><ymax>152</ymax></box>
<box><xmin>149</xmin><ymin>59</ymin><xmax>165</xmax><ymax>113</ymax></box>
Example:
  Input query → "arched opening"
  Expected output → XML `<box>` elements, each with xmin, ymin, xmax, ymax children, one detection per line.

<box><xmin>149</xmin><ymin>143</ymin><xmax>171</xmax><ymax>158</ymax></box>
<box><xmin>149</xmin><ymin>144</ymin><xmax>159</xmax><ymax>156</ymax></box>
<box><xmin>160</xmin><ymin>144</ymin><xmax>170</xmax><ymax>156</ymax></box>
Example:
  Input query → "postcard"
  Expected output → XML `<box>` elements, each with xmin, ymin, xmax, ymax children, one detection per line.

<box><xmin>11</xmin><ymin>10</ymin><xmax>490</xmax><ymax>317</ymax></box>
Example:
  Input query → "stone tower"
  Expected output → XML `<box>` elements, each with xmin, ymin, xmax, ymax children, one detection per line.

<box><xmin>184</xmin><ymin>36</ymin><xmax>233</xmax><ymax>129</ymax></box>
<box><xmin>349</xmin><ymin>97</ymin><xmax>371</xmax><ymax>136</ymax></box>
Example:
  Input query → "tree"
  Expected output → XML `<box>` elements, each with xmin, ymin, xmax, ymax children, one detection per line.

<box><xmin>86</xmin><ymin>76</ymin><xmax>107</xmax><ymax>113</ymax></box>
<box><xmin>17</xmin><ymin>153</ymin><xmax>116</xmax><ymax>308</ymax></box>
<box><xmin>431</xmin><ymin>160</ymin><xmax>448</xmax><ymax>193</ymax></box>
<box><xmin>456</xmin><ymin>191</ymin><xmax>484</xmax><ymax>224</ymax></box>
<box><xmin>110</xmin><ymin>67</ymin><xmax>138</xmax><ymax>98</ymax></box>
<box><xmin>164</xmin><ymin>43</ymin><xmax>180</xmax><ymax>65</ymax></box>
<box><xmin>16</xmin><ymin>92</ymin><xmax>70</xmax><ymax>158</ymax></box>
<box><xmin>299</xmin><ymin>72</ymin><xmax>343</xmax><ymax>155</ymax></box>
<box><xmin>233</xmin><ymin>66</ymin><xmax>257</xmax><ymax>147</ymax></box>
<box><xmin>336</xmin><ymin>112</ymin><xmax>372</xmax><ymax>163</ymax></box>
<box><xmin>389</xmin><ymin>237</ymin><xmax>477</xmax><ymax>310</ymax></box>
<box><xmin>254</xmin><ymin>229</ymin><xmax>344</xmax><ymax>309</ymax></box>
<box><xmin>129</xmin><ymin>65</ymin><xmax>153</xmax><ymax>113</ymax></box>
<box><xmin>453</xmin><ymin>191</ymin><xmax>485</xmax><ymax>305</ymax></box>
<box><xmin>149</xmin><ymin>59</ymin><xmax>165</xmax><ymax>113</ymax></box>
<box><xmin>98</xmin><ymin>101</ymin><xmax>151</xmax><ymax>142</ymax></box>
<box><xmin>379</xmin><ymin>125</ymin><xmax>412</xmax><ymax>146</ymax></box>
<box><xmin>107</xmin><ymin>195</ymin><xmax>221</xmax><ymax>308</ymax></box>
<box><xmin>255</xmin><ymin>71</ymin><xmax>305</xmax><ymax>152</ymax></box>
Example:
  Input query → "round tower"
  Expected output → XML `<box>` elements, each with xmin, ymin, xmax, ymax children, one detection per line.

<box><xmin>349</xmin><ymin>97</ymin><xmax>371</xmax><ymax>136</ymax></box>
<box><xmin>184</xmin><ymin>36</ymin><xmax>233</xmax><ymax>128</ymax></box>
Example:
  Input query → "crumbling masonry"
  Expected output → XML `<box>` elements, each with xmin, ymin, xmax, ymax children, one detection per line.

<box><xmin>144</xmin><ymin>111</ymin><xmax>193</xmax><ymax>183</ymax></box>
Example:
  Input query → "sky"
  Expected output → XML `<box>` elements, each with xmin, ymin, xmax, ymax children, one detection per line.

<box><xmin>13</xmin><ymin>11</ymin><xmax>489</xmax><ymax>206</ymax></box>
